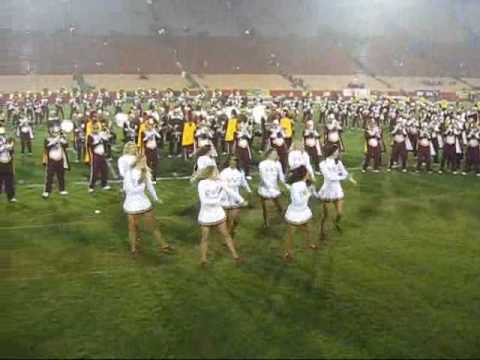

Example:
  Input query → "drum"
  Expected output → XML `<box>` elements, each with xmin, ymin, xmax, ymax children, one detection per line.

<box><xmin>146</xmin><ymin>140</ymin><xmax>157</xmax><ymax>149</ymax></box>
<box><xmin>238</xmin><ymin>139</ymin><xmax>249</xmax><ymax>148</ymax></box>
<box><xmin>305</xmin><ymin>138</ymin><xmax>316</xmax><ymax>147</ymax></box>
<box><xmin>273</xmin><ymin>138</ymin><xmax>284</xmax><ymax>147</ymax></box>
<box><xmin>445</xmin><ymin>135</ymin><xmax>455</xmax><ymax>145</ymax></box>
<box><xmin>60</xmin><ymin>119</ymin><xmax>74</xmax><ymax>133</ymax></box>
<box><xmin>368</xmin><ymin>138</ymin><xmax>378</xmax><ymax>147</ymax></box>
<box><xmin>469</xmin><ymin>139</ymin><xmax>479</xmax><ymax>147</ymax></box>
<box><xmin>328</xmin><ymin>132</ymin><xmax>339</xmax><ymax>143</ymax></box>
<box><xmin>49</xmin><ymin>148</ymin><xmax>63</xmax><ymax>161</ymax></box>
<box><xmin>94</xmin><ymin>144</ymin><xmax>105</xmax><ymax>156</ymax></box>
<box><xmin>198</xmin><ymin>139</ymin><xmax>210</xmax><ymax>148</ymax></box>
<box><xmin>0</xmin><ymin>152</ymin><xmax>11</xmax><ymax>163</ymax></box>
<box><xmin>419</xmin><ymin>138</ymin><xmax>430</xmax><ymax>147</ymax></box>
<box><xmin>394</xmin><ymin>134</ymin><xmax>405</xmax><ymax>143</ymax></box>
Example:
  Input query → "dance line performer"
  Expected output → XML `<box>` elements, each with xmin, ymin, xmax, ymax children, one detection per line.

<box><xmin>196</xmin><ymin>165</ymin><xmax>243</xmax><ymax>266</ymax></box>
<box><xmin>122</xmin><ymin>154</ymin><xmax>173</xmax><ymax>256</ymax></box>
<box><xmin>283</xmin><ymin>165</ymin><xmax>318</xmax><ymax>262</ymax></box>
<box><xmin>318</xmin><ymin>144</ymin><xmax>355</xmax><ymax>240</ymax></box>
<box><xmin>288</xmin><ymin>140</ymin><xmax>315</xmax><ymax>179</ymax></box>
<box><xmin>220</xmin><ymin>156</ymin><xmax>252</xmax><ymax>237</ymax></box>
<box><xmin>258</xmin><ymin>149</ymin><xmax>289</xmax><ymax>228</ymax></box>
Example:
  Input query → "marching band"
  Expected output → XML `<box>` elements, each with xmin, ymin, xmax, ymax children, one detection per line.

<box><xmin>1</xmin><ymin>88</ymin><xmax>480</xmax><ymax>263</ymax></box>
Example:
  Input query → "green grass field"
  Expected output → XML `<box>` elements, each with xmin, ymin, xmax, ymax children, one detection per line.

<box><xmin>1</xmin><ymin>121</ymin><xmax>480</xmax><ymax>359</ymax></box>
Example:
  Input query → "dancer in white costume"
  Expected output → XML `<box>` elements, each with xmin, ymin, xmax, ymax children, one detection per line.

<box><xmin>284</xmin><ymin>165</ymin><xmax>318</xmax><ymax>262</ymax></box>
<box><xmin>318</xmin><ymin>144</ymin><xmax>355</xmax><ymax>240</ymax></box>
<box><xmin>122</xmin><ymin>154</ymin><xmax>173</xmax><ymax>256</ymax></box>
<box><xmin>288</xmin><ymin>140</ymin><xmax>315</xmax><ymax>179</ymax></box>
<box><xmin>197</xmin><ymin>165</ymin><xmax>243</xmax><ymax>266</ymax></box>
<box><xmin>258</xmin><ymin>149</ymin><xmax>289</xmax><ymax>228</ymax></box>
<box><xmin>220</xmin><ymin>155</ymin><xmax>252</xmax><ymax>237</ymax></box>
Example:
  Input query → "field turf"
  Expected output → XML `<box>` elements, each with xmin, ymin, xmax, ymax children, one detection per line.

<box><xmin>1</xmin><ymin>121</ymin><xmax>480</xmax><ymax>358</ymax></box>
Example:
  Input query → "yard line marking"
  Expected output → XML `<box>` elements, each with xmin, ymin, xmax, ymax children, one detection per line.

<box><xmin>0</xmin><ymin>215</ymin><xmax>185</xmax><ymax>231</ymax></box>
<box><xmin>18</xmin><ymin>168</ymin><xmax>365</xmax><ymax>188</ymax></box>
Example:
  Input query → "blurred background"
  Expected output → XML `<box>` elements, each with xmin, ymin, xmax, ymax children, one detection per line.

<box><xmin>1</xmin><ymin>0</ymin><xmax>480</xmax><ymax>77</ymax></box>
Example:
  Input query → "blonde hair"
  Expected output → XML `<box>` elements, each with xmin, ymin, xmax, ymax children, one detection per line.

<box><xmin>133</xmin><ymin>154</ymin><xmax>152</xmax><ymax>183</ymax></box>
<box><xmin>196</xmin><ymin>165</ymin><xmax>218</xmax><ymax>181</ymax></box>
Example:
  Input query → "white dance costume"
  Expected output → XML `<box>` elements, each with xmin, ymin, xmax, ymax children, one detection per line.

<box><xmin>219</xmin><ymin>167</ymin><xmax>251</xmax><ymax>209</ymax></box>
<box><xmin>318</xmin><ymin>158</ymin><xmax>348</xmax><ymax>201</ymax></box>
<box><xmin>285</xmin><ymin>180</ymin><xmax>314</xmax><ymax>225</ymax></box>
<box><xmin>258</xmin><ymin>159</ymin><xmax>287</xmax><ymax>199</ymax></box>
<box><xmin>122</xmin><ymin>167</ymin><xmax>159</xmax><ymax>215</ymax></box>
<box><xmin>196</xmin><ymin>155</ymin><xmax>217</xmax><ymax>172</ymax></box>
<box><xmin>288</xmin><ymin>150</ymin><xmax>315</xmax><ymax>178</ymax></box>
<box><xmin>197</xmin><ymin>178</ymin><xmax>243</xmax><ymax>226</ymax></box>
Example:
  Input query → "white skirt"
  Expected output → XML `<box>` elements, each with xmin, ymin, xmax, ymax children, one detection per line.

<box><xmin>123</xmin><ymin>194</ymin><xmax>153</xmax><ymax>215</ymax></box>
<box><xmin>258</xmin><ymin>186</ymin><xmax>281</xmax><ymax>199</ymax></box>
<box><xmin>198</xmin><ymin>205</ymin><xmax>226</xmax><ymax>226</ymax></box>
<box><xmin>285</xmin><ymin>206</ymin><xmax>312</xmax><ymax>225</ymax></box>
<box><xmin>318</xmin><ymin>182</ymin><xmax>344</xmax><ymax>202</ymax></box>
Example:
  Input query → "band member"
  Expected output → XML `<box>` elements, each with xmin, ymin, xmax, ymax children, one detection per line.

<box><xmin>258</xmin><ymin>149</ymin><xmax>288</xmax><ymax>228</ymax></box>
<box><xmin>362</xmin><ymin>118</ymin><xmax>382</xmax><ymax>173</ymax></box>
<box><xmin>0</xmin><ymin>127</ymin><xmax>16</xmax><ymax>202</ymax></box>
<box><xmin>318</xmin><ymin>144</ymin><xmax>353</xmax><ymax>240</ymax></box>
<box><xmin>430</xmin><ymin>117</ymin><xmax>443</xmax><ymax>163</ymax></box>
<box><xmin>284</xmin><ymin>165</ymin><xmax>318</xmax><ymax>262</ymax></box>
<box><xmin>123</xmin><ymin>113</ymin><xmax>137</xmax><ymax>144</ymax></box>
<box><xmin>122</xmin><ymin>153</ymin><xmax>173</xmax><ymax>256</ymax></box>
<box><xmin>303</xmin><ymin>119</ymin><xmax>322</xmax><ymax>174</ymax></box>
<box><xmin>143</xmin><ymin>118</ymin><xmax>161</xmax><ymax>183</ymax></box>
<box><xmin>220</xmin><ymin>155</ymin><xmax>252</xmax><ymax>237</ymax></box>
<box><xmin>407</xmin><ymin>117</ymin><xmax>419</xmax><ymax>157</ymax></box>
<box><xmin>196</xmin><ymin>165</ymin><xmax>243</xmax><ymax>266</ymax></box>
<box><xmin>388</xmin><ymin>119</ymin><xmax>410</xmax><ymax>173</ymax></box>
<box><xmin>181</xmin><ymin>116</ymin><xmax>197</xmax><ymax>159</ymax></box>
<box><xmin>16</xmin><ymin>117</ymin><xmax>34</xmax><ymax>156</ymax></box>
<box><xmin>42</xmin><ymin>125</ymin><xmax>69</xmax><ymax>199</ymax></box>
<box><xmin>416</xmin><ymin>123</ymin><xmax>434</xmax><ymax>173</ymax></box>
<box><xmin>439</xmin><ymin>120</ymin><xmax>461</xmax><ymax>174</ymax></box>
<box><xmin>73</xmin><ymin>116</ymin><xmax>86</xmax><ymax>163</ymax></box>
<box><xmin>269</xmin><ymin>118</ymin><xmax>289</xmax><ymax>174</ymax></box>
<box><xmin>235</xmin><ymin>120</ymin><xmax>252</xmax><ymax>178</ymax></box>
<box><xmin>288</xmin><ymin>140</ymin><xmax>315</xmax><ymax>179</ymax></box>
<box><xmin>224</xmin><ymin>109</ymin><xmax>238</xmax><ymax>154</ymax></box>
<box><xmin>462</xmin><ymin>123</ymin><xmax>480</xmax><ymax>176</ymax></box>
<box><xmin>324</xmin><ymin>114</ymin><xmax>345</xmax><ymax>152</ymax></box>
<box><xmin>167</xmin><ymin>116</ymin><xmax>183</xmax><ymax>158</ymax></box>
<box><xmin>280</xmin><ymin>109</ymin><xmax>294</xmax><ymax>148</ymax></box>
<box><xmin>55</xmin><ymin>95</ymin><xmax>64</xmax><ymax>119</ymax></box>
<box><xmin>87</xmin><ymin>123</ymin><xmax>111</xmax><ymax>192</ymax></box>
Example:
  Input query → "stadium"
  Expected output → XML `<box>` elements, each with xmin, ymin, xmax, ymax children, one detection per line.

<box><xmin>1</xmin><ymin>0</ymin><xmax>480</xmax><ymax>358</ymax></box>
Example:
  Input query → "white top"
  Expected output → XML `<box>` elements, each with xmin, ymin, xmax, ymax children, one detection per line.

<box><xmin>196</xmin><ymin>155</ymin><xmax>217</xmax><ymax>172</ymax></box>
<box><xmin>117</xmin><ymin>154</ymin><xmax>137</xmax><ymax>179</ymax></box>
<box><xmin>197</xmin><ymin>178</ymin><xmax>243</xmax><ymax>225</ymax></box>
<box><xmin>219</xmin><ymin>167</ymin><xmax>251</xmax><ymax>208</ymax></box>
<box><xmin>258</xmin><ymin>159</ymin><xmax>287</xmax><ymax>199</ymax></box>
<box><xmin>285</xmin><ymin>181</ymin><xmax>314</xmax><ymax>225</ymax></box>
<box><xmin>122</xmin><ymin>167</ymin><xmax>159</xmax><ymax>214</ymax></box>
<box><xmin>288</xmin><ymin>150</ymin><xmax>315</xmax><ymax>178</ymax></box>
<box><xmin>317</xmin><ymin>158</ymin><xmax>348</xmax><ymax>201</ymax></box>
